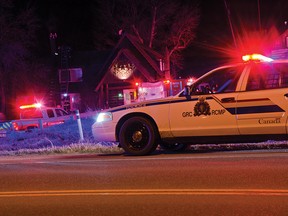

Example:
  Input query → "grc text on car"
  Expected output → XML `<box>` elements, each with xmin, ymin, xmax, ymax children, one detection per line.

<box><xmin>92</xmin><ymin>54</ymin><xmax>288</xmax><ymax>155</ymax></box>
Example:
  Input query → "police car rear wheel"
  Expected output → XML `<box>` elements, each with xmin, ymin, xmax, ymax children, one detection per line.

<box><xmin>119</xmin><ymin>117</ymin><xmax>158</xmax><ymax>155</ymax></box>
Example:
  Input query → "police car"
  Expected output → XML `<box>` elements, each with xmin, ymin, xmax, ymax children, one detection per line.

<box><xmin>92</xmin><ymin>54</ymin><xmax>288</xmax><ymax>155</ymax></box>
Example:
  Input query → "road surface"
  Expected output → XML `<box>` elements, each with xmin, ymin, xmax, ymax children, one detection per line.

<box><xmin>0</xmin><ymin>150</ymin><xmax>287</xmax><ymax>215</ymax></box>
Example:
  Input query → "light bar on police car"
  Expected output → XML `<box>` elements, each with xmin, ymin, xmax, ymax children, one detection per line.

<box><xmin>242</xmin><ymin>54</ymin><xmax>273</xmax><ymax>62</ymax></box>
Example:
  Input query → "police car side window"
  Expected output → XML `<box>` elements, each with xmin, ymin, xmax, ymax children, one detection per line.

<box><xmin>56</xmin><ymin>109</ymin><xmax>63</xmax><ymax>117</ymax></box>
<box><xmin>191</xmin><ymin>67</ymin><xmax>242</xmax><ymax>95</ymax></box>
<box><xmin>246</xmin><ymin>63</ymin><xmax>288</xmax><ymax>91</ymax></box>
<box><xmin>55</xmin><ymin>109</ymin><xmax>68</xmax><ymax>117</ymax></box>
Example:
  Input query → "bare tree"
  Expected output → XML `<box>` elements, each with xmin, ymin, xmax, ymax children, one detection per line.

<box><xmin>93</xmin><ymin>0</ymin><xmax>199</xmax><ymax>78</ymax></box>
<box><xmin>0</xmin><ymin>0</ymin><xmax>39</xmax><ymax>117</ymax></box>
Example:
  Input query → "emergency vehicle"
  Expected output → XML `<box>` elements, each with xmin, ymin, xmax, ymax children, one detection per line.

<box><xmin>92</xmin><ymin>54</ymin><xmax>288</xmax><ymax>155</ymax></box>
<box><xmin>12</xmin><ymin>103</ymin><xmax>70</xmax><ymax>131</ymax></box>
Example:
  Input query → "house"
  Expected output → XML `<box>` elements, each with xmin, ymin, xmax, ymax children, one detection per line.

<box><xmin>271</xmin><ymin>29</ymin><xmax>288</xmax><ymax>59</ymax></box>
<box><xmin>93</xmin><ymin>33</ymin><xmax>167</xmax><ymax>109</ymax></box>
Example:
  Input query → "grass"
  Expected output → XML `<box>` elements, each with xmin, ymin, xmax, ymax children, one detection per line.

<box><xmin>0</xmin><ymin>117</ymin><xmax>124</xmax><ymax>156</ymax></box>
<box><xmin>0</xmin><ymin>143</ymin><xmax>124</xmax><ymax>156</ymax></box>
<box><xmin>189</xmin><ymin>140</ymin><xmax>288</xmax><ymax>152</ymax></box>
<box><xmin>0</xmin><ymin>116</ymin><xmax>287</xmax><ymax>156</ymax></box>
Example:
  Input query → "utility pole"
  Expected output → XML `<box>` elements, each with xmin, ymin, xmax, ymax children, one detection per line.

<box><xmin>48</xmin><ymin>32</ymin><xmax>59</xmax><ymax>107</ymax></box>
<box><xmin>59</xmin><ymin>45</ymin><xmax>72</xmax><ymax>112</ymax></box>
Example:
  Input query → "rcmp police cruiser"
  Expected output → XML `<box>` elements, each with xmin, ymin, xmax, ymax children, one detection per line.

<box><xmin>92</xmin><ymin>54</ymin><xmax>288</xmax><ymax>155</ymax></box>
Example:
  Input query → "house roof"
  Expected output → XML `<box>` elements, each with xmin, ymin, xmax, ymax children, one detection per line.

<box><xmin>94</xmin><ymin>33</ymin><xmax>164</xmax><ymax>91</ymax></box>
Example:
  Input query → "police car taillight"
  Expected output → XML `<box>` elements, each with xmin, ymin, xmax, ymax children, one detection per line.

<box><xmin>242</xmin><ymin>54</ymin><xmax>273</xmax><ymax>62</ymax></box>
<box><xmin>19</xmin><ymin>103</ymin><xmax>42</xmax><ymax>109</ymax></box>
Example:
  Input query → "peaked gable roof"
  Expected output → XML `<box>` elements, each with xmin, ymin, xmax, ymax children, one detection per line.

<box><xmin>95</xmin><ymin>33</ymin><xmax>164</xmax><ymax>91</ymax></box>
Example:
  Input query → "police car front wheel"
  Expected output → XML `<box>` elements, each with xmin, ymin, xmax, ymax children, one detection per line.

<box><xmin>119</xmin><ymin>116</ymin><xmax>158</xmax><ymax>156</ymax></box>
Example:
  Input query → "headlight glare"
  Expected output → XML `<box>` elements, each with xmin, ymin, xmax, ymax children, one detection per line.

<box><xmin>96</xmin><ymin>112</ymin><xmax>112</xmax><ymax>123</ymax></box>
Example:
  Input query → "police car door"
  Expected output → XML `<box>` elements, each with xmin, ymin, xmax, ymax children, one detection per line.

<box><xmin>169</xmin><ymin>65</ymin><xmax>244</xmax><ymax>137</ymax></box>
<box><xmin>237</xmin><ymin>62</ymin><xmax>288</xmax><ymax>135</ymax></box>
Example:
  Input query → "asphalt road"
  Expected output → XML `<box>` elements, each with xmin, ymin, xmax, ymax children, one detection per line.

<box><xmin>0</xmin><ymin>150</ymin><xmax>288</xmax><ymax>216</ymax></box>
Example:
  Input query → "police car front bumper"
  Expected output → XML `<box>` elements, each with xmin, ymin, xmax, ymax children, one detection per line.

<box><xmin>92</xmin><ymin>121</ymin><xmax>117</xmax><ymax>142</ymax></box>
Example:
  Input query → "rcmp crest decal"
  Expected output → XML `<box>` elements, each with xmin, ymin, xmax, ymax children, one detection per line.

<box><xmin>194</xmin><ymin>97</ymin><xmax>211</xmax><ymax>116</ymax></box>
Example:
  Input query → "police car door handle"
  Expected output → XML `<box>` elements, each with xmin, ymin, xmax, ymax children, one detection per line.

<box><xmin>221</xmin><ymin>97</ymin><xmax>235</xmax><ymax>103</ymax></box>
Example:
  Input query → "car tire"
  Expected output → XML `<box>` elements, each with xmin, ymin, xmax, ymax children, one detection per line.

<box><xmin>119</xmin><ymin>116</ymin><xmax>158</xmax><ymax>156</ymax></box>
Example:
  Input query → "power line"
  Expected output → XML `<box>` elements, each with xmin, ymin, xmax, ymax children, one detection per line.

<box><xmin>223</xmin><ymin>0</ymin><xmax>238</xmax><ymax>49</ymax></box>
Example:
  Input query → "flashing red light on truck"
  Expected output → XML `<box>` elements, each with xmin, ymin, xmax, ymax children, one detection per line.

<box><xmin>19</xmin><ymin>103</ymin><xmax>42</xmax><ymax>110</ymax></box>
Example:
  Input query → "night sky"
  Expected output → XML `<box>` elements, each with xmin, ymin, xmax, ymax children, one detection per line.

<box><xmin>33</xmin><ymin>1</ymin><xmax>288</xmax><ymax>45</ymax></box>
<box><xmin>17</xmin><ymin>0</ymin><xmax>288</xmax><ymax>74</ymax></box>
<box><xmin>182</xmin><ymin>0</ymin><xmax>288</xmax><ymax>75</ymax></box>
<box><xmin>198</xmin><ymin>0</ymin><xmax>288</xmax><ymax>42</ymax></box>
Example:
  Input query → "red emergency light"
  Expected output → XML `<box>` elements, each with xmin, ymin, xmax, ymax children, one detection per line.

<box><xmin>19</xmin><ymin>103</ymin><xmax>42</xmax><ymax>109</ymax></box>
<box><xmin>163</xmin><ymin>80</ymin><xmax>170</xmax><ymax>85</ymax></box>
<box><xmin>242</xmin><ymin>54</ymin><xmax>273</xmax><ymax>62</ymax></box>
<box><xmin>187</xmin><ymin>77</ymin><xmax>197</xmax><ymax>85</ymax></box>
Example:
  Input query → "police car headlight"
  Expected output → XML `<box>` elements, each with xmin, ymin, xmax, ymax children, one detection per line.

<box><xmin>96</xmin><ymin>112</ymin><xmax>112</xmax><ymax>123</ymax></box>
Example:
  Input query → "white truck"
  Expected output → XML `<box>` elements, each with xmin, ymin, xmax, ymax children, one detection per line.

<box><xmin>12</xmin><ymin>104</ymin><xmax>71</xmax><ymax>131</ymax></box>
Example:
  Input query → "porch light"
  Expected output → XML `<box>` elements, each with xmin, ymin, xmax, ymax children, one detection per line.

<box><xmin>111</xmin><ymin>63</ymin><xmax>136</xmax><ymax>80</ymax></box>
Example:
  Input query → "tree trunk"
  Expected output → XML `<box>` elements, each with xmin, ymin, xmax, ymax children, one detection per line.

<box><xmin>149</xmin><ymin>6</ymin><xmax>157</xmax><ymax>48</ymax></box>
<box><xmin>163</xmin><ymin>47</ymin><xmax>171</xmax><ymax>80</ymax></box>
<box><xmin>0</xmin><ymin>80</ymin><xmax>5</xmax><ymax>114</ymax></box>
